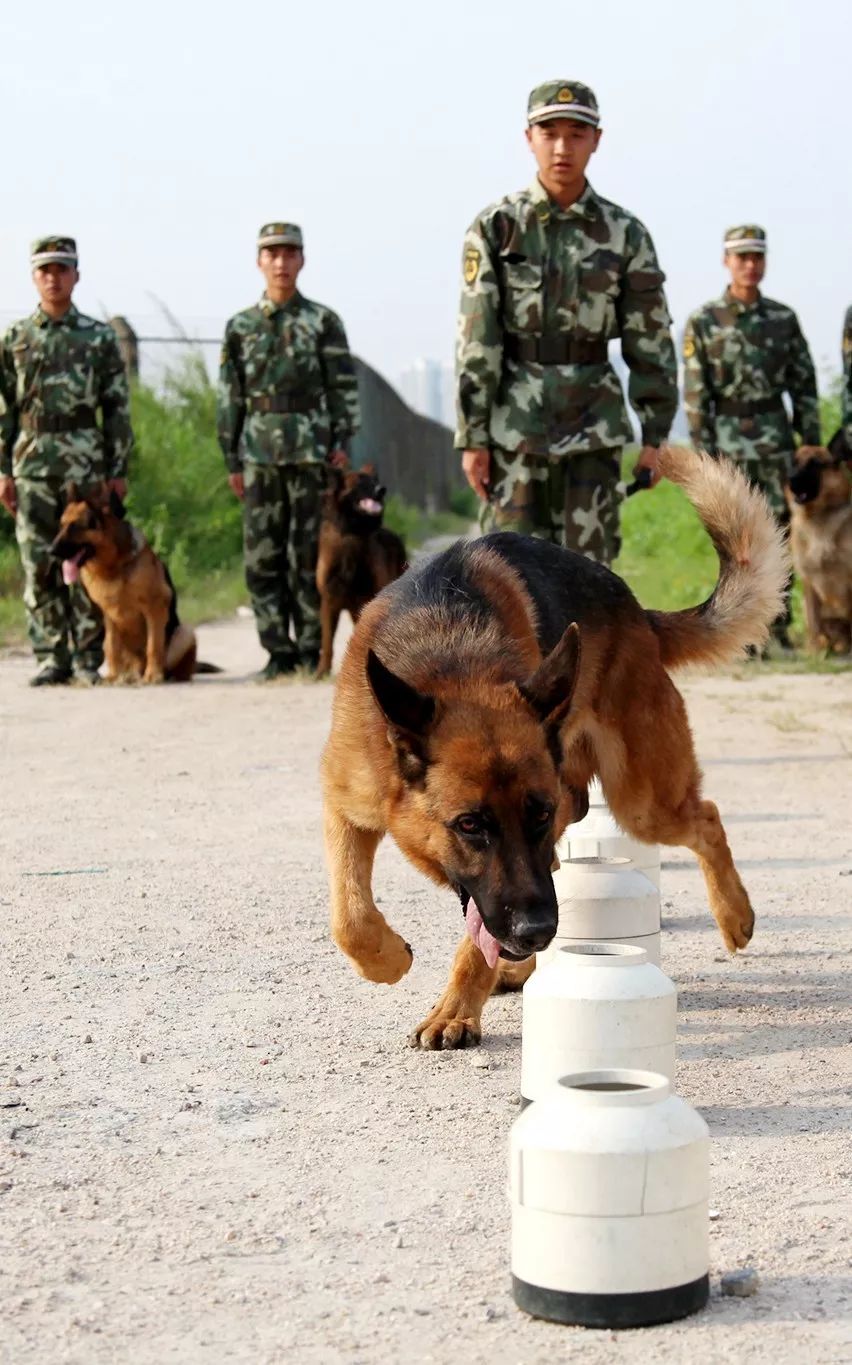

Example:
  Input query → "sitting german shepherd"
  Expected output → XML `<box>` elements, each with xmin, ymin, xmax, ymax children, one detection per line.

<box><xmin>322</xmin><ymin>446</ymin><xmax>788</xmax><ymax>1049</ymax></box>
<box><xmin>785</xmin><ymin>433</ymin><xmax>852</xmax><ymax>655</ymax></box>
<box><xmin>51</xmin><ymin>485</ymin><xmax>203</xmax><ymax>683</ymax></box>
<box><xmin>316</xmin><ymin>462</ymin><xmax>407</xmax><ymax>677</ymax></box>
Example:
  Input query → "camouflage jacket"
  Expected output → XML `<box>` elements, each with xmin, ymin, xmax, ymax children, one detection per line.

<box><xmin>683</xmin><ymin>289</ymin><xmax>820</xmax><ymax>461</ymax></box>
<box><xmin>217</xmin><ymin>292</ymin><xmax>360</xmax><ymax>471</ymax></box>
<box><xmin>0</xmin><ymin>304</ymin><xmax>133</xmax><ymax>481</ymax></box>
<box><xmin>843</xmin><ymin>305</ymin><xmax>852</xmax><ymax>445</ymax></box>
<box><xmin>454</xmin><ymin>178</ymin><xmax>678</xmax><ymax>455</ymax></box>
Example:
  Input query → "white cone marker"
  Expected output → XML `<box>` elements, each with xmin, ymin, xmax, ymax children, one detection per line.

<box><xmin>542</xmin><ymin>857</ymin><xmax>661</xmax><ymax>966</ymax></box>
<box><xmin>510</xmin><ymin>1069</ymin><xmax>710</xmax><ymax>1328</ymax></box>
<box><xmin>520</xmin><ymin>944</ymin><xmax>676</xmax><ymax>1106</ymax></box>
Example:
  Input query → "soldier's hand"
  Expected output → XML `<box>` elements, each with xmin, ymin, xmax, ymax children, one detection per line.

<box><xmin>228</xmin><ymin>472</ymin><xmax>245</xmax><ymax>501</ymax></box>
<box><xmin>0</xmin><ymin>476</ymin><xmax>17</xmax><ymax>517</ymax></box>
<box><xmin>327</xmin><ymin>449</ymin><xmax>349</xmax><ymax>469</ymax></box>
<box><xmin>462</xmin><ymin>448</ymin><xmax>491</xmax><ymax>501</ymax></box>
<box><xmin>634</xmin><ymin>445</ymin><xmax>663</xmax><ymax>488</ymax></box>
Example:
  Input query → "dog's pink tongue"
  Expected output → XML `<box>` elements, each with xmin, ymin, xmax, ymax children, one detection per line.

<box><xmin>62</xmin><ymin>557</ymin><xmax>81</xmax><ymax>585</ymax></box>
<box><xmin>358</xmin><ymin>498</ymin><xmax>383</xmax><ymax>515</ymax></box>
<box><xmin>464</xmin><ymin>900</ymin><xmax>501</xmax><ymax>969</ymax></box>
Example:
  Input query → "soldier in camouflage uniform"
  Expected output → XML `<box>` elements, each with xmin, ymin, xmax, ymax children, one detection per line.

<box><xmin>218</xmin><ymin>223</ymin><xmax>360</xmax><ymax>679</ymax></box>
<box><xmin>683</xmin><ymin>225</ymin><xmax>819</xmax><ymax>646</ymax></box>
<box><xmin>0</xmin><ymin>236</ymin><xmax>134</xmax><ymax>686</ymax></box>
<box><xmin>455</xmin><ymin>80</ymin><xmax>678</xmax><ymax>564</ymax></box>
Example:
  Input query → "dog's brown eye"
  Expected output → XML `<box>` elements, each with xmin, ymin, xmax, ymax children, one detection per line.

<box><xmin>527</xmin><ymin>802</ymin><xmax>553</xmax><ymax>828</ymax></box>
<box><xmin>454</xmin><ymin>814</ymin><xmax>485</xmax><ymax>838</ymax></box>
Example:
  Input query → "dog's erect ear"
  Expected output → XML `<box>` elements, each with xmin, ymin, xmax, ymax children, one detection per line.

<box><xmin>65</xmin><ymin>481</ymin><xmax>81</xmax><ymax>505</ymax></box>
<box><xmin>360</xmin><ymin>461</ymin><xmax>376</xmax><ymax>476</ymax></box>
<box><xmin>520</xmin><ymin>622</ymin><xmax>581</xmax><ymax>728</ymax></box>
<box><xmin>827</xmin><ymin>427</ymin><xmax>852</xmax><ymax>464</ymax></box>
<box><xmin>367</xmin><ymin>650</ymin><xmax>435</xmax><ymax>736</ymax></box>
<box><xmin>108</xmin><ymin>488</ymin><xmax>127</xmax><ymax>519</ymax></box>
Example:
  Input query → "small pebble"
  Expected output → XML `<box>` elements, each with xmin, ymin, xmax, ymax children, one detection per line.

<box><xmin>721</xmin><ymin>1267</ymin><xmax>759</xmax><ymax>1297</ymax></box>
<box><xmin>709</xmin><ymin>1208</ymin><xmax>721</xmax><ymax>1221</ymax></box>
<box><xmin>469</xmin><ymin>1054</ymin><xmax>490</xmax><ymax>1070</ymax></box>
<box><xmin>395</xmin><ymin>1232</ymin><xmax>404</xmax><ymax>1249</ymax></box>
<box><xmin>139</xmin><ymin>1052</ymin><xmax>149</xmax><ymax>1064</ymax></box>
<box><xmin>83</xmin><ymin>1035</ymin><xmax>93</xmax><ymax>1045</ymax></box>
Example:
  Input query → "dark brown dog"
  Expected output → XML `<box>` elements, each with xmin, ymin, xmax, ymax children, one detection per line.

<box><xmin>786</xmin><ymin>438</ymin><xmax>852</xmax><ymax>654</ymax></box>
<box><xmin>51</xmin><ymin>486</ymin><xmax>202</xmax><ymax>683</ymax></box>
<box><xmin>315</xmin><ymin>462</ymin><xmax>406</xmax><ymax>676</ymax></box>
<box><xmin>322</xmin><ymin>447</ymin><xmax>789</xmax><ymax>1049</ymax></box>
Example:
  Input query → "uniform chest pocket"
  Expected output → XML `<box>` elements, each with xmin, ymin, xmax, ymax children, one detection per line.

<box><xmin>580</xmin><ymin>260</ymin><xmax>620</xmax><ymax>298</ymax></box>
<box><xmin>502</xmin><ymin>258</ymin><xmax>543</xmax><ymax>334</ymax></box>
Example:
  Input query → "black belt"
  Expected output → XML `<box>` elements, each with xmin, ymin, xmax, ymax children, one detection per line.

<box><xmin>715</xmin><ymin>396</ymin><xmax>785</xmax><ymax>418</ymax></box>
<box><xmin>20</xmin><ymin>407</ymin><xmax>97</xmax><ymax>434</ymax></box>
<box><xmin>247</xmin><ymin>394</ymin><xmax>320</xmax><ymax>415</ymax></box>
<box><xmin>504</xmin><ymin>334</ymin><xmax>609</xmax><ymax>366</ymax></box>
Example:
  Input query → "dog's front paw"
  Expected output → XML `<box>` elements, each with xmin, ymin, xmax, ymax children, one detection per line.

<box><xmin>142</xmin><ymin>669</ymin><xmax>165</xmax><ymax>685</ymax></box>
<box><xmin>409</xmin><ymin>1006</ymin><xmax>482</xmax><ymax>1051</ymax></box>
<box><xmin>719</xmin><ymin>896</ymin><xmax>755</xmax><ymax>952</ymax></box>
<box><xmin>345</xmin><ymin>925</ymin><xmax>413</xmax><ymax>985</ymax></box>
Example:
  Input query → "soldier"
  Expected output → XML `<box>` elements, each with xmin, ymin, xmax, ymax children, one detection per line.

<box><xmin>455</xmin><ymin>80</ymin><xmax>678</xmax><ymax>564</ymax></box>
<box><xmin>218</xmin><ymin>222</ymin><xmax>360</xmax><ymax>680</ymax></box>
<box><xmin>683</xmin><ymin>225</ymin><xmax>820</xmax><ymax>647</ymax></box>
<box><xmin>0</xmin><ymin>236</ymin><xmax>133</xmax><ymax>686</ymax></box>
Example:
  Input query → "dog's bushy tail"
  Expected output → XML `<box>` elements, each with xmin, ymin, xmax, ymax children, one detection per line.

<box><xmin>646</xmin><ymin>446</ymin><xmax>790</xmax><ymax>669</ymax></box>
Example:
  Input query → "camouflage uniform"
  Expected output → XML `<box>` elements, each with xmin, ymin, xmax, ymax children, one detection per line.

<box><xmin>217</xmin><ymin>223</ymin><xmax>359</xmax><ymax>670</ymax></box>
<box><xmin>842</xmin><ymin>305</ymin><xmax>852</xmax><ymax>448</ymax></box>
<box><xmin>683</xmin><ymin>226</ymin><xmax>820</xmax><ymax>517</ymax></box>
<box><xmin>0</xmin><ymin>236</ymin><xmax>133</xmax><ymax>678</ymax></box>
<box><xmin>455</xmin><ymin>81</ymin><xmax>677</xmax><ymax>564</ymax></box>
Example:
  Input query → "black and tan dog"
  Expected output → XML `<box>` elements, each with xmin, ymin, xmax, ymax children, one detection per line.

<box><xmin>786</xmin><ymin>434</ymin><xmax>852</xmax><ymax>654</ymax></box>
<box><xmin>322</xmin><ymin>446</ymin><xmax>789</xmax><ymax>1049</ymax></box>
<box><xmin>51</xmin><ymin>485</ymin><xmax>204</xmax><ymax>683</ymax></box>
<box><xmin>316</xmin><ymin>462</ymin><xmax>406</xmax><ymax>677</ymax></box>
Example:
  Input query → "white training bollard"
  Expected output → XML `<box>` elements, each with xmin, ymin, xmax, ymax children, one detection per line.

<box><xmin>510</xmin><ymin>1069</ymin><xmax>710</xmax><ymax>1328</ymax></box>
<box><xmin>559</xmin><ymin>800</ymin><xmax>661</xmax><ymax>888</ymax></box>
<box><xmin>543</xmin><ymin>857</ymin><xmax>661</xmax><ymax>966</ymax></box>
<box><xmin>520</xmin><ymin>944</ymin><xmax>676</xmax><ymax>1107</ymax></box>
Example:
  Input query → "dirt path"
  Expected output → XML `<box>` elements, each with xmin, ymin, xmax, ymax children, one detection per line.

<box><xmin>1</xmin><ymin>618</ymin><xmax>850</xmax><ymax>1365</ymax></box>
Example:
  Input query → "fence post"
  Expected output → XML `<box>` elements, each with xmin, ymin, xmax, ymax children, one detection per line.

<box><xmin>109</xmin><ymin>316</ymin><xmax>139</xmax><ymax>379</ymax></box>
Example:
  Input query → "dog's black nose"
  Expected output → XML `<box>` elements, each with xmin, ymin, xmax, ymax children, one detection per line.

<box><xmin>511</xmin><ymin>910</ymin><xmax>557</xmax><ymax>954</ymax></box>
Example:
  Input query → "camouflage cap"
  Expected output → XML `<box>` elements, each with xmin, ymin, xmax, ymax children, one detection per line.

<box><xmin>527</xmin><ymin>80</ymin><xmax>600</xmax><ymax>128</ymax></box>
<box><xmin>724</xmin><ymin>224</ymin><xmax>767</xmax><ymax>255</ymax></box>
<box><xmin>30</xmin><ymin>235</ymin><xmax>78</xmax><ymax>268</ymax></box>
<box><xmin>257</xmin><ymin>222</ymin><xmax>303</xmax><ymax>250</ymax></box>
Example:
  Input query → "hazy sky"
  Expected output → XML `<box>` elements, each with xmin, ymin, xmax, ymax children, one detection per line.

<box><xmin>1</xmin><ymin>0</ymin><xmax>850</xmax><ymax>388</ymax></box>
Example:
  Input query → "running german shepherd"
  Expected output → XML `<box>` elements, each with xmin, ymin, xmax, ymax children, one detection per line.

<box><xmin>51</xmin><ymin>486</ymin><xmax>205</xmax><ymax>683</ymax></box>
<box><xmin>322</xmin><ymin>447</ymin><xmax>789</xmax><ymax>1049</ymax></box>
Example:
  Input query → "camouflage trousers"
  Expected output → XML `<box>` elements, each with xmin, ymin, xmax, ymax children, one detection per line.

<box><xmin>14</xmin><ymin>476</ymin><xmax>104</xmax><ymax>670</ymax></box>
<box><xmin>480</xmin><ymin>448</ymin><xmax>622</xmax><ymax>565</ymax></box>
<box><xmin>242</xmin><ymin>463</ymin><xmax>326</xmax><ymax>665</ymax></box>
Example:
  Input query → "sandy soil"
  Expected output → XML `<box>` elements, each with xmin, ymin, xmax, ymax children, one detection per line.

<box><xmin>1</xmin><ymin>616</ymin><xmax>851</xmax><ymax>1365</ymax></box>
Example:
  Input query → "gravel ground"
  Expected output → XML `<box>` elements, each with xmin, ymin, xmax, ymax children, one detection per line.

<box><xmin>1</xmin><ymin>617</ymin><xmax>850</xmax><ymax>1365</ymax></box>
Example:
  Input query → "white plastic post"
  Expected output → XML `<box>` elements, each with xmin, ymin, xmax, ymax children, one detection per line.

<box><xmin>543</xmin><ymin>857</ymin><xmax>661</xmax><ymax>966</ymax></box>
<box><xmin>510</xmin><ymin>1069</ymin><xmax>710</xmax><ymax>1328</ymax></box>
<box><xmin>520</xmin><ymin>944</ymin><xmax>676</xmax><ymax>1105</ymax></box>
<box><xmin>559</xmin><ymin>801</ymin><xmax>661</xmax><ymax>888</ymax></box>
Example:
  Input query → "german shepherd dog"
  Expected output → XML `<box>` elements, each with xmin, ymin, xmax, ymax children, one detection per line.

<box><xmin>785</xmin><ymin>434</ymin><xmax>852</xmax><ymax>654</ymax></box>
<box><xmin>322</xmin><ymin>447</ymin><xmax>789</xmax><ymax>1049</ymax></box>
<box><xmin>316</xmin><ymin>462</ymin><xmax>407</xmax><ymax>677</ymax></box>
<box><xmin>51</xmin><ymin>485</ymin><xmax>203</xmax><ymax>683</ymax></box>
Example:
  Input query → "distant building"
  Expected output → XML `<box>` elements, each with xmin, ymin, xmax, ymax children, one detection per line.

<box><xmin>398</xmin><ymin>358</ymin><xmax>455</xmax><ymax>429</ymax></box>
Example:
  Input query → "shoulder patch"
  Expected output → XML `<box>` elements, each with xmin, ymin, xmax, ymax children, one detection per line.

<box><xmin>463</xmin><ymin>247</ymin><xmax>481</xmax><ymax>285</ymax></box>
<box><xmin>683</xmin><ymin>335</ymin><xmax>696</xmax><ymax>359</ymax></box>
